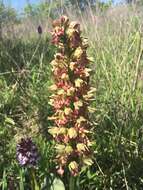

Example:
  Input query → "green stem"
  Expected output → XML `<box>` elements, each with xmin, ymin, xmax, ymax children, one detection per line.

<box><xmin>30</xmin><ymin>168</ymin><xmax>40</xmax><ymax>190</ymax></box>
<box><xmin>69</xmin><ymin>176</ymin><xmax>76</xmax><ymax>190</ymax></box>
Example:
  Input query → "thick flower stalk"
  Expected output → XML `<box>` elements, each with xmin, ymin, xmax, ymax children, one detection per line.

<box><xmin>48</xmin><ymin>16</ymin><xmax>95</xmax><ymax>176</ymax></box>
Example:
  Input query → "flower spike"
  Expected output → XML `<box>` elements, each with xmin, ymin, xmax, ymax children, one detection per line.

<box><xmin>49</xmin><ymin>16</ymin><xmax>94</xmax><ymax>176</ymax></box>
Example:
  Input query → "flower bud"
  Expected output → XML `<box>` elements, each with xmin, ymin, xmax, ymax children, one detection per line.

<box><xmin>68</xmin><ymin>128</ymin><xmax>78</xmax><ymax>139</ymax></box>
<box><xmin>68</xmin><ymin>161</ymin><xmax>79</xmax><ymax>176</ymax></box>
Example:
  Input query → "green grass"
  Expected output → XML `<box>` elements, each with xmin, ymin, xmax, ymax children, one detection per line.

<box><xmin>85</xmin><ymin>5</ymin><xmax>143</xmax><ymax>189</ymax></box>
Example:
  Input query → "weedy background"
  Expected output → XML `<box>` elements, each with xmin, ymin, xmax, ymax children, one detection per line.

<box><xmin>0</xmin><ymin>1</ymin><xmax>143</xmax><ymax>189</ymax></box>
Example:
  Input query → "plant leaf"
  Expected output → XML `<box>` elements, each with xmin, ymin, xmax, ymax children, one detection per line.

<box><xmin>50</xmin><ymin>178</ymin><xmax>65</xmax><ymax>190</ymax></box>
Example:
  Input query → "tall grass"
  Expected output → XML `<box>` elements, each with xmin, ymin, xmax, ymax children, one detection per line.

<box><xmin>66</xmin><ymin>4</ymin><xmax>143</xmax><ymax>189</ymax></box>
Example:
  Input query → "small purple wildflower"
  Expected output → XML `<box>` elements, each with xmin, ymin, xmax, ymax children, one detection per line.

<box><xmin>37</xmin><ymin>25</ymin><xmax>42</xmax><ymax>35</ymax></box>
<box><xmin>16</xmin><ymin>138</ymin><xmax>39</xmax><ymax>167</ymax></box>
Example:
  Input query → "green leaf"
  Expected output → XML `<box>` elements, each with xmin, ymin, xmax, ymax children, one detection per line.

<box><xmin>50</xmin><ymin>178</ymin><xmax>65</xmax><ymax>190</ymax></box>
<box><xmin>19</xmin><ymin>169</ymin><xmax>25</xmax><ymax>190</ymax></box>
<box><xmin>2</xmin><ymin>170</ymin><xmax>7</xmax><ymax>190</ymax></box>
<box><xmin>5</xmin><ymin>117</ymin><xmax>15</xmax><ymax>125</ymax></box>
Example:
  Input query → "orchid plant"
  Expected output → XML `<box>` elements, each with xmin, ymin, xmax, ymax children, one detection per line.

<box><xmin>17</xmin><ymin>137</ymin><xmax>40</xmax><ymax>190</ymax></box>
<box><xmin>48</xmin><ymin>16</ymin><xmax>95</xmax><ymax>179</ymax></box>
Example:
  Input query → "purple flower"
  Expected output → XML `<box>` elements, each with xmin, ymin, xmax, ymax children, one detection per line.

<box><xmin>16</xmin><ymin>138</ymin><xmax>39</xmax><ymax>167</ymax></box>
<box><xmin>37</xmin><ymin>25</ymin><xmax>42</xmax><ymax>35</ymax></box>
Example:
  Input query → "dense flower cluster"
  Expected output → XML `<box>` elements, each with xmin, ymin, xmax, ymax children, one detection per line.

<box><xmin>16</xmin><ymin>138</ymin><xmax>39</xmax><ymax>167</ymax></box>
<box><xmin>49</xmin><ymin>16</ymin><xmax>95</xmax><ymax>176</ymax></box>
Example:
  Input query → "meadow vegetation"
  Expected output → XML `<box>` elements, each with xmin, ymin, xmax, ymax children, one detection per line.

<box><xmin>0</xmin><ymin>1</ymin><xmax>143</xmax><ymax>189</ymax></box>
